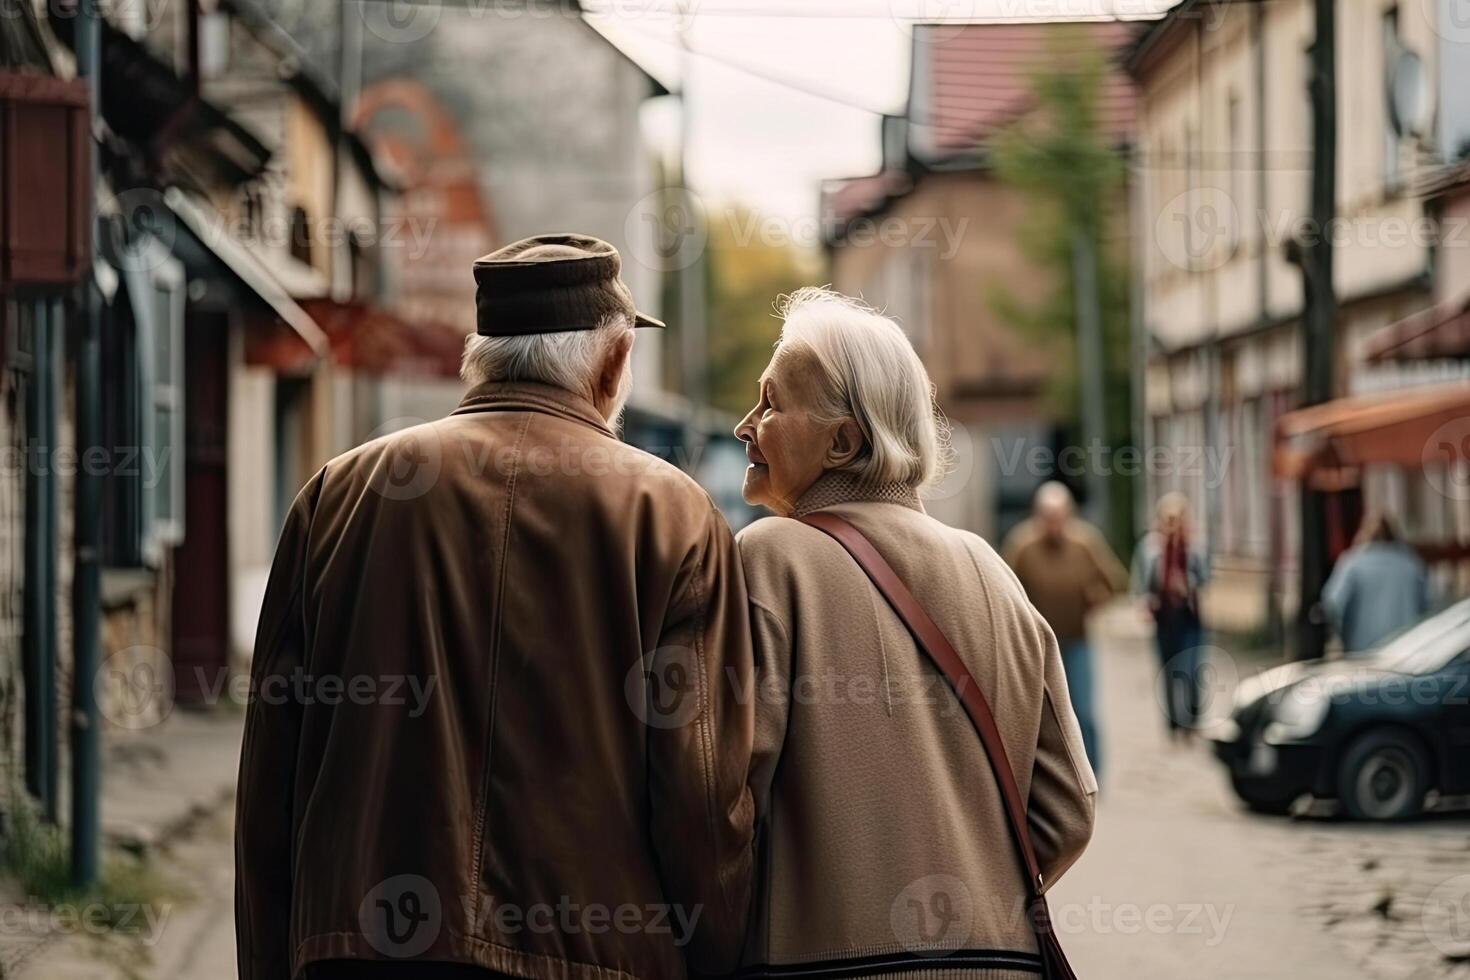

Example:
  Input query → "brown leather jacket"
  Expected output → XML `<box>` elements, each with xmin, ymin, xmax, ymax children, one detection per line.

<box><xmin>235</xmin><ymin>381</ymin><xmax>755</xmax><ymax>980</ymax></box>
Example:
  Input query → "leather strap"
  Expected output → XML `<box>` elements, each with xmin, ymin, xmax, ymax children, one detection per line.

<box><xmin>799</xmin><ymin>511</ymin><xmax>1079</xmax><ymax>980</ymax></box>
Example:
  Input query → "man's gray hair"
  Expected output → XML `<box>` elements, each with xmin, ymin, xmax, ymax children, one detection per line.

<box><xmin>775</xmin><ymin>287</ymin><xmax>951</xmax><ymax>490</ymax></box>
<box><xmin>460</xmin><ymin>313</ymin><xmax>632</xmax><ymax>392</ymax></box>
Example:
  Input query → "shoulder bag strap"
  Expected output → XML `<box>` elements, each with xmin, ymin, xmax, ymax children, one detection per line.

<box><xmin>799</xmin><ymin>511</ymin><xmax>1078</xmax><ymax>980</ymax></box>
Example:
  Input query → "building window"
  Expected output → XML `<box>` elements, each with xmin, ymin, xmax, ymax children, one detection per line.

<box><xmin>200</xmin><ymin>10</ymin><xmax>230</xmax><ymax>79</ymax></box>
<box><xmin>147</xmin><ymin>264</ymin><xmax>185</xmax><ymax>549</ymax></box>
<box><xmin>1382</xmin><ymin>6</ymin><xmax>1403</xmax><ymax>192</ymax></box>
<box><xmin>289</xmin><ymin>205</ymin><xmax>313</xmax><ymax>268</ymax></box>
<box><xmin>1227</xmin><ymin>90</ymin><xmax>1241</xmax><ymax>254</ymax></box>
<box><xmin>104</xmin><ymin>235</ymin><xmax>186</xmax><ymax>566</ymax></box>
<box><xmin>239</xmin><ymin>184</ymin><xmax>263</xmax><ymax>242</ymax></box>
<box><xmin>349</xmin><ymin>230</ymin><xmax>376</xmax><ymax>300</ymax></box>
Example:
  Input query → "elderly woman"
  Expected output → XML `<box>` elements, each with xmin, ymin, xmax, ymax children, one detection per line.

<box><xmin>733</xmin><ymin>288</ymin><xmax>1096</xmax><ymax>978</ymax></box>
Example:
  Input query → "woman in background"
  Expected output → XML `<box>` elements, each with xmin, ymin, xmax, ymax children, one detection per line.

<box><xmin>1135</xmin><ymin>493</ymin><xmax>1209</xmax><ymax>740</ymax></box>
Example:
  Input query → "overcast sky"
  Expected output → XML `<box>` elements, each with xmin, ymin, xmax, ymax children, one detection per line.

<box><xmin>585</xmin><ymin>0</ymin><xmax>1172</xmax><ymax>220</ymax></box>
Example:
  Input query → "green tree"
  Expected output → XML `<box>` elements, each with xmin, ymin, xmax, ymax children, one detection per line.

<box><xmin>701</xmin><ymin>204</ymin><xmax>825</xmax><ymax>418</ymax></box>
<box><xmin>989</xmin><ymin>31</ymin><xmax>1135</xmax><ymax>553</ymax></box>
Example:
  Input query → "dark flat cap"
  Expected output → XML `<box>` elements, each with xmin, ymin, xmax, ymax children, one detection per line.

<box><xmin>472</xmin><ymin>233</ymin><xmax>665</xmax><ymax>336</ymax></box>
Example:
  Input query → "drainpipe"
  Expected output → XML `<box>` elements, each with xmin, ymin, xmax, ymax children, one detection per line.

<box><xmin>1254</xmin><ymin>0</ymin><xmax>1285</xmax><ymax>648</ymax></box>
<box><xmin>22</xmin><ymin>296</ymin><xmax>58</xmax><ymax>823</ymax></box>
<box><xmin>71</xmin><ymin>0</ymin><xmax>103</xmax><ymax>889</ymax></box>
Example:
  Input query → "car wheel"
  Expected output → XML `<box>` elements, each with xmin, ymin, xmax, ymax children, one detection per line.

<box><xmin>1336</xmin><ymin>729</ymin><xmax>1430</xmax><ymax>821</ymax></box>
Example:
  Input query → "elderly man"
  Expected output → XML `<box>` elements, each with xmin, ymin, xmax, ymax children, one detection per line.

<box><xmin>1002</xmin><ymin>481</ymin><xmax>1126</xmax><ymax>777</ymax></box>
<box><xmin>236</xmin><ymin>235</ymin><xmax>754</xmax><ymax>980</ymax></box>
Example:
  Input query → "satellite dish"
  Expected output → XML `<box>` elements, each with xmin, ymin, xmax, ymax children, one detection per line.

<box><xmin>1389</xmin><ymin>48</ymin><xmax>1433</xmax><ymax>140</ymax></box>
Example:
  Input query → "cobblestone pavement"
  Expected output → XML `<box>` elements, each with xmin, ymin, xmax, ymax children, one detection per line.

<box><xmin>1053</xmin><ymin>605</ymin><xmax>1470</xmax><ymax>980</ymax></box>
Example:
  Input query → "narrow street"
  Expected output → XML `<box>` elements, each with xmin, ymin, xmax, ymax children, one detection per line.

<box><xmin>1056</xmin><ymin>605</ymin><xmax>1470</xmax><ymax>980</ymax></box>
<box><xmin>12</xmin><ymin>605</ymin><xmax>1470</xmax><ymax>979</ymax></box>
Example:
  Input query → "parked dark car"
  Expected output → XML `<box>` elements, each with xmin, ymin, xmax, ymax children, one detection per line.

<box><xmin>1210</xmin><ymin>600</ymin><xmax>1470</xmax><ymax>819</ymax></box>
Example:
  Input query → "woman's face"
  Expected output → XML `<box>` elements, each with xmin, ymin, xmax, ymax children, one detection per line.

<box><xmin>734</xmin><ymin>348</ymin><xmax>843</xmax><ymax>514</ymax></box>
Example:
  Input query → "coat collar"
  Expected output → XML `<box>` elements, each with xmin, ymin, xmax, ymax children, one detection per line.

<box><xmin>452</xmin><ymin>380</ymin><xmax>613</xmax><ymax>436</ymax></box>
<box><xmin>791</xmin><ymin>470</ymin><xmax>924</xmax><ymax>517</ymax></box>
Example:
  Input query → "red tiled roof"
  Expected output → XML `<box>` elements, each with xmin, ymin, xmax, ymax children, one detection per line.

<box><xmin>917</xmin><ymin>21</ymin><xmax>1140</xmax><ymax>158</ymax></box>
<box><xmin>819</xmin><ymin>171</ymin><xmax>915</xmax><ymax>235</ymax></box>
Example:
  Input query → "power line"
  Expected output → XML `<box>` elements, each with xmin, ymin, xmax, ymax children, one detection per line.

<box><xmin>597</xmin><ymin>16</ymin><xmax>899</xmax><ymax>114</ymax></box>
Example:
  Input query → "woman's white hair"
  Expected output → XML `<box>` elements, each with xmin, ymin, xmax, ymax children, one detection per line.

<box><xmin>460</xmin><ymin>313</ymin><xmax>632</xmax><ymax>393</ymax></box>
<box><xmin>775</xmin><ymin>287</ymin><xmax>952</xmax><ymax>490</ymax></box>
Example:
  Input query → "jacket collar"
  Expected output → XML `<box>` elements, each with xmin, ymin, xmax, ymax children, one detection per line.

<box><xmin>452</xmin><ymin>380</ymin><xmax>613</xmax><ymax>435</ymax></box>
<box><xmin>791</xmin><ymin>470</ymin><xmax>923</xmax><ymax>518</ymax></box>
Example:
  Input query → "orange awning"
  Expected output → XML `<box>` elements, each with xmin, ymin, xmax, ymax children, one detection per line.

<box><xmin>1274</xmin><ymin>382</ymin><xmax>1470</xmax><ymax>485</ymax></box>
<box><xmin>245</xmin><ymin>299</ymin><xmax>466</xmax><ymax>379</ymax></box>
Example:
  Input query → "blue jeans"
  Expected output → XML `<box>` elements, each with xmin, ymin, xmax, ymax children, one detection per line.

<box><xmin>1155</xmin><ymin>608</ymin><xmax>1204</xmax><ymax>732</ymax></box>
<box><xmin>1061</xmin><ymin>639</ymin><xmax>1100</xmax><ymax>779</ymax></box>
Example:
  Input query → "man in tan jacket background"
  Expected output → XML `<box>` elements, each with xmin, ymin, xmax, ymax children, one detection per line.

<box><xmin>1002</xmin><ymin>481</ymin><xmax>1128</xmax><ymax>779</ymax></box>
<box><xmin>235</xmin><ymin>235</ymin><xmax>754</xmax><ymax>980</ymax></box>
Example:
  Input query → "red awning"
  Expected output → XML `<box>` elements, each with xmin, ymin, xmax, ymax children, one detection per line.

<box><xmin>245</xmin><ymin>299</ymin><xmax>465</xmax><ymax>379</ymax></box>
<box><xmin>1274</xmin><ymin>382</ymin><xmax>1470</xmax><ymax>486</ymax></box>
<box><xmin>1363</xmin><ymin>295</ymin><xmax>1470</xmax><ymax>362</ymax></box>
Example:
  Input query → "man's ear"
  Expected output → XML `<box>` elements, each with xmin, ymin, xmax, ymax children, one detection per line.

<box><xmin>824</xmin><ymin>417</ymin><xmax>864</xmax><ymax>470</ymax></box>
<box><xmin>597</xmin><ymin>329</ymin><xmax>635</xmax><ymax>402</ymax></box>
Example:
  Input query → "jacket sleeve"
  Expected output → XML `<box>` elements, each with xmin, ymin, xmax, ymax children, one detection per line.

<box><xmin>1025</xmin><ymin>610</ymin><xmax>1097</xmax><ymax>890</ymax></box>
<box><xmin>1321</xmin><ymin>556</ymin><xmax>1351</xmax><ymax>634</ymax></box>
<box><xmin>745</xmin><ymin>599</ymin><xmax>792</xmax><ymax>826</ymax></box>
<box><xmin>1079</xmin><ymin>523</ymin><xmax>1129</xmax><ymax>597</ymax></box>
<box><xmin>646</xmin><ymin>502</ymin><xmax>756</xmax><ymax>976</ymax></box>
<box><xmin>235</xmin><ymin>470</ymin><xmax>322</xmax><ymax>980</ymax></box>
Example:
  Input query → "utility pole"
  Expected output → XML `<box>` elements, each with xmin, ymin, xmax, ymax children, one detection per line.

<box><xmin>71</xmin><ymin>0</ymin><xmax>103</xmax><ymax>888</ymax></box>
<box><xmin>1295</xmin><ymin>0</ymin><xmax>1337</xmax><ymax>662</ymax></box>
<box><xmin>676</xmin><ymin>0</ymin><xmax>706</xmax><ymax>462</ymax></box>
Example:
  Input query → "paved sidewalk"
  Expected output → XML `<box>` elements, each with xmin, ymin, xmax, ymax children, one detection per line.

<box><xmin>1054</xmin><ymin>604</ymin><xmax>1470</xmax><ymax>980</ymax></box>
<box><xmin>1</xmin><ymin>709</ymin><xmax>243</xmax><ymax>979</ymax></box>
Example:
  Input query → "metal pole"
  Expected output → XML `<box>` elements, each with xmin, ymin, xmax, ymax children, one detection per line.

<box><xmin>22</xmin><ymin>298</ymin><xmax>57</xmax><ymax>822</ymax></box>
<box><xmin>71</xmin><ymin>0</ymin><xmax>104</xmax><ymax>888</ymax></box>
<box><xmin>676</xmin><ymin>0</ymin><xmax>706</xmax><ymax>462</ymax></box>
<box><xmin>1072</xmin><ymin>228</ymin><xmax>1110</xmax><ymax>539</ymax></box>
<box><xmin>1296</xmin><ymin>0</ymin><xmax>1337</xmax><ymax>662</ymax></box>
<box><xmin>1128</xmin><ymin>146</ymin><xmax>1148</xmax><ymax>545</ymax></box>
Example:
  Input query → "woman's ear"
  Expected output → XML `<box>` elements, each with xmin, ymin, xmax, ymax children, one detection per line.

<box><xmin>824</xmin><ymin>417</ymin><xmax>864</xmax><ymax>470</ymax></box>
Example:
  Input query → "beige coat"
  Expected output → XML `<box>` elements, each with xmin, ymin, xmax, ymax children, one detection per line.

<box><xmin>736</xmin><ymin>473</ymin><xmax>1096</xmax><ymax>979</ymax></box>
